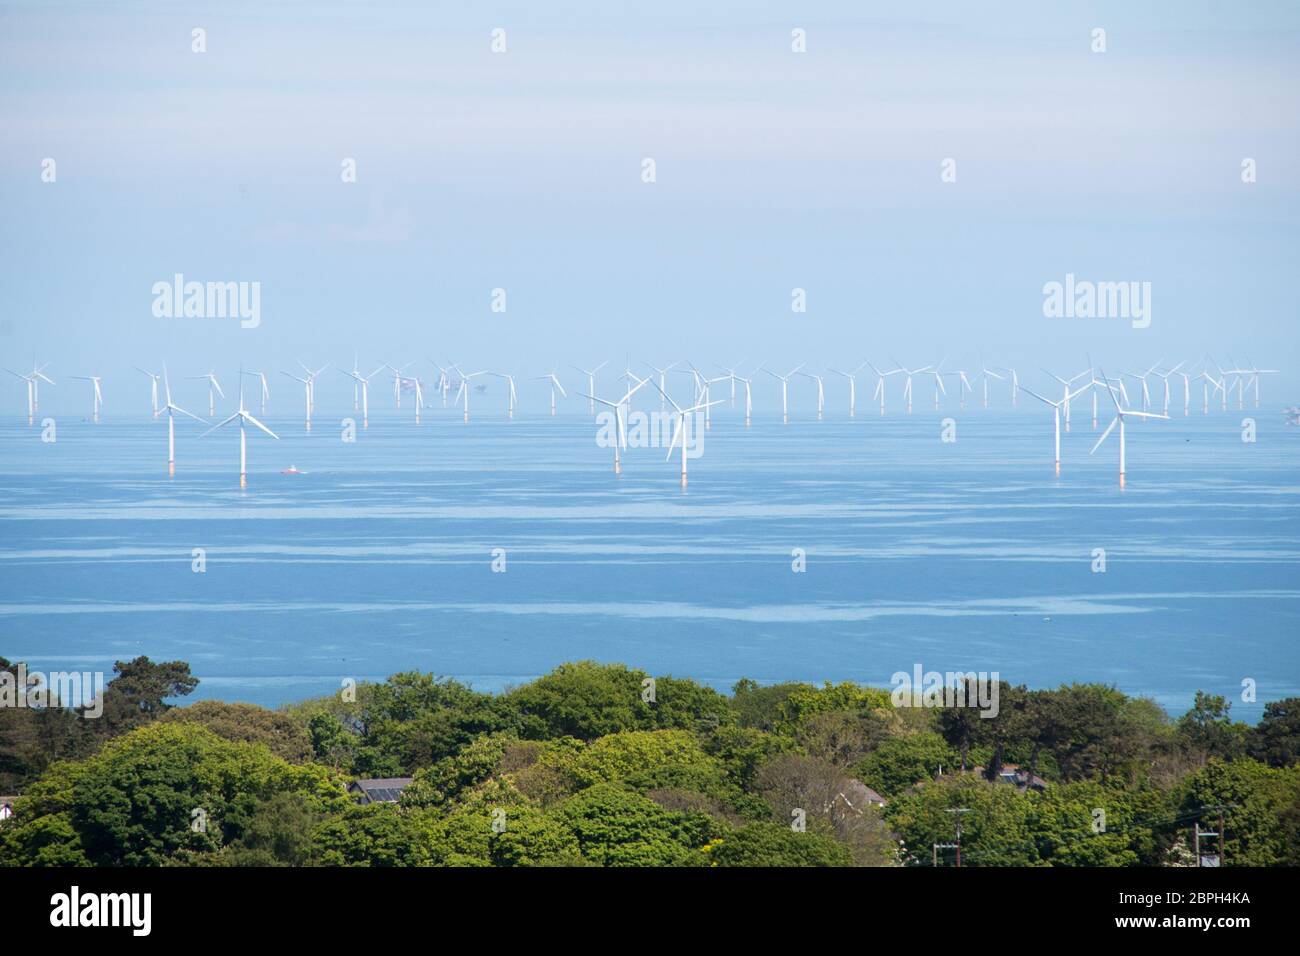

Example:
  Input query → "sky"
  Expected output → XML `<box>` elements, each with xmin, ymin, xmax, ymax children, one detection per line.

<box><xmin>1</xmin><ymin>0</ymin><xmax>1298</xmax><ymax>413</ymax></box>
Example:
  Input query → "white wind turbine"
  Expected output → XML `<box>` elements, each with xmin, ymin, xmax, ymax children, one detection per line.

<box><xmin>282</xmin><ymin>370</ymin><xmax>315</xmax><ymax>430</ymax></box>
<box><xmin>338</xmin><ymin>363</ymin><xmax>384</xmax><ymax>428</ymax></box>
<box><xmin>645</xmin><ymin>361</ymin><xmax>678</xmax><ymax>412</ymax></box>
<box><xmin>242</xmin><ymin>370</ymin><xmax>271</xmax><ymax>415</ymax></box>
<box><xmin>1091</xmin><ymin>366</ymin><xmax>1168</xmax><ymax>489</ymax></box>
<box><xmin>134</xmin><ymin>366</ymin><xmax>162</xmax><ymax>418</ymax></box>
<box><xmin>1194</xmin><ymin>368</ymin><xmax>1224</xmax><ymax>414</ymax></box>
<box><xmin>70</xmin><ymin>375</ymin><xmax>103</xmax><ymax>422</ymax></box>
<box><xmin>1042</xmin><ymin>366</ymin><xmax>1091</xmax><ymax>431</ymax></box>
<box><xmin>578</xmin><ymin>376</ymin><xmax>648</xmax><ymax>475</ymax></box>
<box><xmin>1119</xmin><ymin>360</ymin><xmax>1161</xmax><ymax>414</ymax></box>
<box><xmin>716</xmin><ymin>359</ymin><xmax>745</xmax><ymax>408</ymax></box>
<box><xmin>201</xmin><ymin>368</ymin><xmax>280</xmax><ymax>489</ymax></box>
<box><xmin>996</xmin><ymin>366</ymin><xmax>1019</xmax><ymax>405</ymax></box>
<box><xmin>386</xmin><ymin>362</ymin><xmax>413</xmax><ymax>409</ymax></box>
<box><xmin>926</xmin><ymin>357</ymin><xmax>949</xmax><ymax>410</ymax></box>
<box><xmin>976</xmin><ymin>360</ymin><xmax>1005</xmax><ymax>408</ymax></box>
<box><xmin>454</xmin><ymin>370</ymin><xmax>487</xmax><ymax>422</ymax></box>
<box><xmin>889</xmin><ymin>359</ymin><xmax>930</xmax><ymax>414</ymax></box>
<box><xmin>535</xmin><ymin>371</ymin><xmax>567</xmax><ymax>416</ymax></box>
<box><xmin>866</xmin><ymin>361</ymin><xmax>900</xmax><ymax>415</ymax></box>
<box><xmin>945</xmin><ymin>367</ymin><xmax>975</xmax><ymax>408</ymax></box>
<box><xmin>5</xmin><ymin>360</ymin><xmax>55</xmax><ymax>424</ymax></box>
<box><xmin>190</xmin><ymin>370</ymin><xmax>225</xmax><ymax>417</ymax></box>
<box><xmin>403</xmin><ymin>374</ymin><xmax>427</xmax><ymax>424</ymax></box>
<box><xmin>648</xmin><ymin>379</ymin><xmax>723</xmax><ymax>489</ymax></box>
<box><xmin>1173</xmin><ymin>364</ymin><xmax>1194</xmax><ymax>417</ymax></box>
<box><xmin>429</xmin><ymin>360</ymin><xmax>452</xmax><ymax>407</ymax></box>
<box><xmin>685</xmin><ymin>364</ymin><xmax>724</xmax><ymax>429</ymax></box>
<box><xmin>571</xmin><ymin>362</ymin><xmax>608</xmax><ymax>415</ymax></box>
<box><xmin>1153</xmin><ymin>361</ymin><xmax>1184</xmax><ymax>415</ymax></box>
<box><xmin>760</xmin><ymin>363</ymin><xmax>805</xmax><ymax>424</ymax></box>
<box><xmin>796</xmin><ymin>370</ymin><xmax>826</xmax><ymax>421</ymax></box>
<box><xmin>827</xmin><ymin>362</ymin><xmax>866</xmax><ymax>417</ymax></box>
<box><xmin>1240</xmin><ymin>357</ymin><xmax>1279</xmax><ymax>408</ymax></box>
<box><xmin>159</xmin><ymin>364</ymin><xmax>205</xmax><ymax>476</ymax></box>
<box><xmin>487</xmin><ymin>371</ymin><xmax>518</xmax><ymax>420</ymax></box>
<box><xmin>736</xmin><ymin>373</ymin><xmax>753</xmax><ymax>426</ymax></box>
<box><xmin>1021</xmin><ymin>381</ymin><xmax>1091</xmax><ymax>476</ymax></box>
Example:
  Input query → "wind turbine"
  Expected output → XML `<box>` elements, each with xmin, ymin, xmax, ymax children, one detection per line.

<box><xmin>200</xmin><ymin>368</ymin><xmax>280</xmax><ymax>489</ymax></box>
<box><xmin>487</xmin><ymin>371</ymin><xmax>518</xmax><ymax>420</ymax></box>
<box><xmin>1194</xmin><ymin>368</ymin><xmax>1224</xmax><ymax>414</ymax></box>
<box><xmin>866</xmin><ymin>361</ymin><xmax>900</xmax><ymax>415</ymax></box>
<box><xmin>386</xmin><ymin>362</ymin><xmax>413</xmax><ymax>409</ymax></box>
<box><xmin>890</xmin><ymin>359</ymin><xmax>931</xmax><ymax>414</ymax></box>
<box><xmin>454</xmin><ymin>370</ymin><xmax>487</xmax><ymax>422</ymax></box>
<box><xmin>716</xmin><ymin>359</ymin><xmax>745</xmax><ymax>408</ymax></box>
<box><xmin>242</xmin><ymin>370</ymin><xmax>271</xmax><ymax>416</ymax></box>
<box><xmin>827</xmin><ymin>363</ymin><xmax>866</xmax><ymax>417</ymax></box>
<box><xmin>976</xmin><ymin>360</ymin><xmax>1005</xmax><ymax>408</ymax></box>
<box><xmin>404</xmin><ymin>375</ymin><xmax>426</xmax><ymax>424</ymax></box>
<box><xmin>1153</xmin><ymin>361</ymin><xmax>1184</xmax><ymax>415</ymax></box>
<box><xmin>1240</xmin><ymin>358</ymin><xmax>1278</xmax><ymax>408</ymax></box>
<box><xmin>535</xmin><ymin>371</ymin><xmax>567</xmax><ymax>416</ymax></box>
<box><xmin>796</xmin><ymin>370</ymin><xmax>826</xmax><ymax>421</ymax></box>
<box><xmin>645</xmin><ymin>361</ymin><xmax>678</xmax><ymax>412</ymax></box>
<box><xmin>578</xmin><ymin>376</ymin><xmax>648</xmax><ymax>475</ymax></box>
<box><xmin>338</xmin><ymin>364</ymin><xmax>384</xmax><ymax>428</ymax></box>
<box><xmin>429</xmin><ymin>360</ymin><xmax>453</xmax><ymax>407</ymax></box>
<box><xmin>134</xmin><ymin>366</ymin><xmax>162</xmax><ymax>418</ymax></box>
<box><xmin>648</xmin><ymin>379</ymin><xmax>722</xmax><ymax>489</ymax></box>
<box><xmin>1091</xmin><ymin>366</ymin><xmax>1169</xmax><ymax>488</ymax></box>
<box><xmin>1021</xmin><ymin>381</ymin><xmax>1091</xmax><ymax>476</ymax></box>
<box><xmin>70</xmin><ymin>375</ymin><xmax>103</xmax><ymax>422</ymax></box>
<box><xmin>571</xmin><ymin>362</ymin><xmax>608</xmax><ymax>415</ymax></box>
<box><xmin>5</xmin><ymin>361</ymin><xmax>55</xmax><ymax>424</ymax></box>
<box><xmin>1042</xmin><ymin>366</ymin><xmax>1092</xmax><ymax>431</ymax></box>
<box><xmin>736</xmin><ymin>373</ymin><xmax>753</xmax><ymax>426</ymax></box>
<box><xmin>996</xmin><ymin>366</ymin><xmax>1019</xmax><ymax>405</ymax></box>
<box><xmin>1118</xmin><ymin>360</ymin><xmax>1161</xmax><ymax>414</ymax></box>
<box><xmin>281</xmin><ymin>370</ymin><xmax>314</xmax><ymax>430</ymax></box>
<box><xmin>760</xmin><ymin>363</ymin><xmax>805</xmax><ymax>423</ymax></box>
<box><xmin>946</xmin><ymin>367</ymin><xmax>975</xmax><ymax>408</ymax></box>
<box><xmin>190</xmin><ymin>370</ymin><xmax>225</xmax><ymax>417</ymax></box>
<box><xmin>159</xmin><ymin>365</ymin><xmax>205</xmax><ymax>476</ymax></box>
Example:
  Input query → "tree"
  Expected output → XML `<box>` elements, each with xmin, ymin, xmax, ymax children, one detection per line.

<box><xmin>1247</xmin><ymin>698</ymin><xmax>1300</xmax><ymax>767</ymax></box>
<box><xmin>709</xmin><ymin>821</ymin><xmax>853</xmax><ymax>867</ymax></box>
<box><xmin>550</xmin><ymin>783</ymin><xmax>710</xmax><ymax>866</ymax></box>
<box><xmin>1176</xmin><ymin>691</ymin><xmax>1247</xmax><ymax>761</ymax></box>
<box><xmin>98</xmin><ymin>657</ymin><xmax>198</xmax><ymax>736</ymax></box>
<box><xmin>226</xmin><ymin>792</ymin><xmax>316</xmax><ymax>866</ymax></box>
<box><xmin>0</xmin><ymin>723</ymin><xmax>345</xmax><ymax>867</ymax></box>
<box><xmin>855</xmin><ymin>733</ymin><xmax>954</xmax><ymax>798</ymax></box>
<box><xmin>160</xmin><ymin>701</ymin><xmax>312</xmax><ymax>763</ymax></box>
<box><xmin>1178</xmin><ymin>758</ymin><xmax>1300</xmax><ymax>866</ymax></box>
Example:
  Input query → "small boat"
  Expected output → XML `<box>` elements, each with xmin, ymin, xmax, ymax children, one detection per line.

<box><xmin>281</xmin><ymin>465</ymin><xmax>304</xmax><ymax>476</ymax></box>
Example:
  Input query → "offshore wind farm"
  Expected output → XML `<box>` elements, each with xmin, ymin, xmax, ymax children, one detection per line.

<box><xmin>0</xmin><ymin>351</ymin><xmax>1295</xmax><ymax>720</ymax></box>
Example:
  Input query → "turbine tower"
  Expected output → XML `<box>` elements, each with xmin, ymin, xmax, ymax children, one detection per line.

<box><xmin>201</xmin><ymin>369</ymin><xmax>280</xmax><ymax>488</ymax></box>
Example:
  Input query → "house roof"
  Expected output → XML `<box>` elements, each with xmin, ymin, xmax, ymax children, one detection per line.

<box><xmin>348</xmin><ymin>778</ymin><xmax>413</xmax><ymax>803</ymax></box>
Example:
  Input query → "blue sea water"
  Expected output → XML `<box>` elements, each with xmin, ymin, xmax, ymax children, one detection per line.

<box><xmin>1</xmin><ymin>398</ymin><xmax>1297</xmax><ymax>721</ymax></box>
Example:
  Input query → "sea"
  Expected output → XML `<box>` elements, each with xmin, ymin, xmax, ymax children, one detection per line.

<box><xmin>1</xmin><ymin>394</ymin><xmax>1296</xmax><ymax>721</ymax></box>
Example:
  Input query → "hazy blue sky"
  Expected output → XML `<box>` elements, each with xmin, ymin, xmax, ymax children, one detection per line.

<box><xmin>2</xmin><ymin>1</ymin><xmax>1297</xmax><ymax>413</ymax></box>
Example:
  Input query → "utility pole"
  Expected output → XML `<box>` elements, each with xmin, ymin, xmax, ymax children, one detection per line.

<box><xmin>1195</xmin><ymin>805</ymin><xmax>1230</xmax><ymax>867</ymax></box>
<box><xmin>945</xmin><ymin>808</ymin><xmax>972</xmax><ymax>867</ymax></box>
